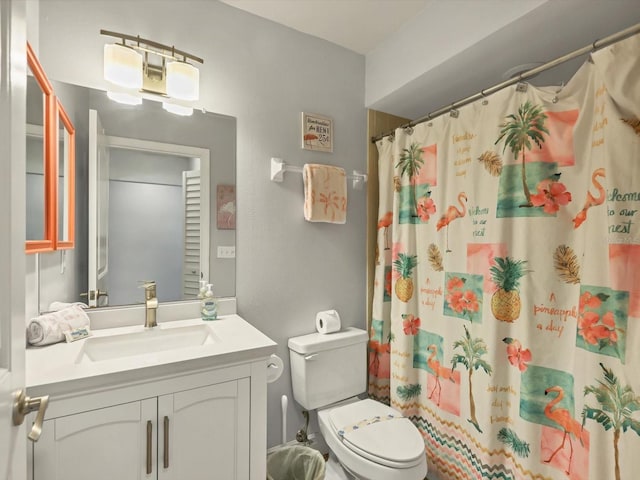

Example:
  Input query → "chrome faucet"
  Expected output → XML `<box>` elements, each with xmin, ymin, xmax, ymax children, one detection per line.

<box><xmin>140</xmin><ymin>281</ymin><xmax>158</xmax><ymax>328</ymax></box>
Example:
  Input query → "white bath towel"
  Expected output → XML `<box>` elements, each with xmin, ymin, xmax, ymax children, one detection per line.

<box><xmin>27</xmin><ymin>305</ymin><xmax>90</xmax><ymax>346</ymax></box>
<box><xmin>48</xmin><ymin>301</ymin><xmax>89</xmax><ymax>312</ymax></box>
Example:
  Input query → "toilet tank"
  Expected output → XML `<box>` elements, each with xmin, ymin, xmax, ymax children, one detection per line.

<box><xmin>288</xmin><ymin>327</ymin><xmax>368</xmax><ymax>410</ymax></box>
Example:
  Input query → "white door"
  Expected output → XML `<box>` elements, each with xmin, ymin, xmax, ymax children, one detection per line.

<box><xmin>158</xmin><ymin>379</ymin><xmax>250</xmax><ymax>480</ymax></box>
<box><xmin>88</xmin><ymin>109</ymin><xmax>110</xmax><ymax>307</ymax></box>
<box><xmin>1</xmin><ymin>1</ymin><xmax>27</xmax><ymax>477</ymax></box>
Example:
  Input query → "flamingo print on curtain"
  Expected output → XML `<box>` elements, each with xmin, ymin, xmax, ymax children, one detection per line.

<box><xmin>369</xmin><ymin>32</ymin><xmax>640</xmax><ymax>480</ymax></box>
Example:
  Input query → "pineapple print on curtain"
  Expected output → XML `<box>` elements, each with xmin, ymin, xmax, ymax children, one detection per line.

<box><xmin>369</xmin><ymin>32</ymin><xmax>640</xmax><ymax>480</ymax></box>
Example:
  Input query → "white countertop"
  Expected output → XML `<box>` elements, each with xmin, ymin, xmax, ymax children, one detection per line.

<box><xmin>26</xmin><ymin>314</ymin><xmax>277</xmax><ymax>395</ymax></box>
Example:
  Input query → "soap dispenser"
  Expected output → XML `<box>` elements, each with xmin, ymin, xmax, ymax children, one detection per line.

<box><xmin>201</xmin><ymin>284</ymin><xmax>218</xmax><ymax>321</ymax></box>
<box><xmin>197</xmin><ymin>279</ymin><xmax>207</xmax><ymax>299</ymax></box>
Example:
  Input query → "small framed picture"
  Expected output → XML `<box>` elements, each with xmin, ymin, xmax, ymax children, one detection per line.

<box><xmin>216</xmin><ymin>185</ymin><xmax>236</xmax><ymax>230</ymax></box>
<box><xmin>301</xmin><ymin>112</ymin><xmax>333</xmax><ymax>153</ymax></box>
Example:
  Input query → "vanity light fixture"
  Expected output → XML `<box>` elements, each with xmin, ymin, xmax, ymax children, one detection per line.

<box><xmin>101</xmin><ymin>29</ymin><xmax>203</xmax><ymax>115</ymax></box>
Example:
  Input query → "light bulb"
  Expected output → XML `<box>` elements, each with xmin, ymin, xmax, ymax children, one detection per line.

<box><xmin>166</xmin><ymin>61</ymin><xmax>199</xmax><ymax>101</ymax></box>
<box><xmin>104</xmin><ymin>44</ymin><xmax>143</xmax><ymax>89</ymax></box>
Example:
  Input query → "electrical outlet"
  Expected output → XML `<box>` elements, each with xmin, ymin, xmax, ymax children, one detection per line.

<box><xmin>217</xmin><ymin>246</ymin><xmax>235</xmax><ymax>258</ymax></box>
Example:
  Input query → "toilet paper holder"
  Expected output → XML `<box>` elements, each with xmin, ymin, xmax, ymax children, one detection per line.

<box><xmin>266</xmin><ymin>354</ymin><xmax>284</xmax><ymax>383</ymax></box>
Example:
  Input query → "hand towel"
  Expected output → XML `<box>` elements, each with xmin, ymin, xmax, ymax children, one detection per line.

<box><xmin>303</xmin><ymin>163</ymin><xmax>347</xmax><ymax>223</ymax></box>
<box><xmin>27</xmin><ymin>305</ymin><xmax>90</xmax><ymax>346</ymax></box>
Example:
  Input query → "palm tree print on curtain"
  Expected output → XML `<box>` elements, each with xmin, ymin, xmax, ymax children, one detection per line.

<box><xmin>396</xmin><ymin>142</ymin><xmax>435</xmax><ymax>224</ymax></box>
<box><xmin>494</xmin><ymin>102</ymin><xmax>574</xmax><ymax>218</ymax></box>
<box><xmin>582</xmin><ymin>363</ymin><xmax>640</xmax><ymax>480</ymax></box>
<box><xmin>451</xmin><ymin>326</ymin><xmax>492</xmax><ymax>432</ymax></box>
<box><xmin>496</xmin><ymin>101</ymin><xmax>549</xmax><ymax>207</ymax></box>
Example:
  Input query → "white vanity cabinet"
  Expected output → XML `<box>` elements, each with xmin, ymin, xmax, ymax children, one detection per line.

<box><xmin>33</xmin><ymin>377</ymin><xmax>251</xmax><ymax>480</ymax></box>
<box><xmin>26</xmin><ymin>315</ymin><xmax>276</xmax><ymax>480</ymax></box>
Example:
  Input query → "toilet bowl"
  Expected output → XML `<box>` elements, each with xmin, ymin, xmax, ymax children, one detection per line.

<box><xmin>318</xmin><ymin>399</ymin><xmax>427</xmax><ymax>480</ymax></box>
<box><xmin>288</xmin><ymin>328</ymin><xmax>427</xmax><ymax>480</ymax></box>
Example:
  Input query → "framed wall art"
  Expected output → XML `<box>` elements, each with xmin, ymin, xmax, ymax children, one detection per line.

<box><xmin>216</xmin><ymin>184</ymin><xmax>236</xmax><ymax>230</ymax></box>
<box><xmin>301</xmin><ymin>112</ymin><xmax>333</xmax><ymax>153</ymax></box>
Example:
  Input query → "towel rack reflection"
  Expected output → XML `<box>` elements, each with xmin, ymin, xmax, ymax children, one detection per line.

<box><xmin>270</xmin><ymin>157</ymin><xmax>367</xmax><ymax>190</ymax></box>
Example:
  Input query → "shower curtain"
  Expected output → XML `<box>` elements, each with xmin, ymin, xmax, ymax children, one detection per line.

<box><xmin>369</xmin><ymin>33</ymin><xmax>640</xmax><ymax>480</ymax></box>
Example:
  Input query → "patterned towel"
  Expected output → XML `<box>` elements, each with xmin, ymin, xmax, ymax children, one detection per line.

<box><xmin>303</xmin><ymin>163</ymin><xmax>347</xmax><ymax>223</ymax></box>
<box><xmin>27</xmin><ymin>305</ymin><xmax>90</xmax><ymax>346</ymax></box>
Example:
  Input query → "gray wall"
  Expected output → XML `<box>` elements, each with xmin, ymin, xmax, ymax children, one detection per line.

<box><xmin>108</xmin><ymin>180</ymin><xmax>183</xmax><ymax>305</ymax></box>
<box><xmin>34</xmin><ymin>0</ymin><xmax>367</xmax><ymax>448</ymax></box>
<box><xmin>107</xmin><ymin>149</ymin><xmax>188</xmax><ymax>305</ymax></box>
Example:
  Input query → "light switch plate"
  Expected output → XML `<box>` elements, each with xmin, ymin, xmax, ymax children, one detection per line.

<box><xmin>217</xmin><ymin>246</ymin><xmax>236</xmax><ymax>258</ymax></box>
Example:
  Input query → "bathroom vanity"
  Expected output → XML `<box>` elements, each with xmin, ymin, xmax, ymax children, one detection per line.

<box><xmin>25</xmin><ymin>314</ymin><xmax>277</xmax><ymax>480</ymax></box>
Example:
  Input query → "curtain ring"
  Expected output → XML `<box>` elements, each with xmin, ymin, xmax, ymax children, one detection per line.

<box><xmin>481</xmin><ymin>89</ymin><xmax>489</xmax><ymax>106</ymax></box>
<box><xmin>404</xmin><ymin>125</ymin><xmax>414</xmax><ymax>135</ymax></box>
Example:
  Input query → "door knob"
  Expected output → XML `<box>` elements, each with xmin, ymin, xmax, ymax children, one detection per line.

<box><xmin>12</xmin><ymin>389</ymin><xmax>49</xmax><ymax>442</ymax></box>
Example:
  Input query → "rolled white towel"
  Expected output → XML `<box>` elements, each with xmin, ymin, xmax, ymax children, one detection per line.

<box><xmin>27</xmin><ymin>305</ymin><xmax>90</xmax><ymax>347</ymax></box>
<box><xmin>48</xmin><ymin>301</ymin><xmax>89</xmax><ymax>312</ymax></box>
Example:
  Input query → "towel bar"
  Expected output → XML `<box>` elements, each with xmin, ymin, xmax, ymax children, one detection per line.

<box><xmin>270</xmin><ymin>157</ymin><xmax>367</xmax><ymax>190</ymax></box>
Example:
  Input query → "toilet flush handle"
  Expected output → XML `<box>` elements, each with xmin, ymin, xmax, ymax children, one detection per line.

<box><xmin>304</xmin><ymin>354</ymin><xmax>318</xmax><ymax>361</ymax></box>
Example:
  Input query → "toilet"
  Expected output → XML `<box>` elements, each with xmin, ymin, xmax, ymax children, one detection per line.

<box><xmin>288</xmin><ymin>327</ymin><xmax>428</xmax><ymax>480</ymax></box>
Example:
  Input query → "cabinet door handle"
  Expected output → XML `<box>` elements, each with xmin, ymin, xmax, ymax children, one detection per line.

<box><xmin>146</xmin><ymin>420</ymin><xmax>152</xmax><ymax>475</ymax></box>
<box><xmin>163</xmin><ymin>416</ymin><xmax>170</xmax><ymax>469</ymax></box>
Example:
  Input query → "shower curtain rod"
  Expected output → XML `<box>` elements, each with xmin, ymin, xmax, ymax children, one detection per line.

<box><xmin>371</xmin><ymin>21</ymin><xmax>640</xmax><ymax>143</ymax></box>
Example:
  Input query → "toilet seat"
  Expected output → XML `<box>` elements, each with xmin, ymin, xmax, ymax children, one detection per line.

<box><xmin>325</xmin><ymin>399</ymin><xmax>425</xmax><ymax>468</ymax></box>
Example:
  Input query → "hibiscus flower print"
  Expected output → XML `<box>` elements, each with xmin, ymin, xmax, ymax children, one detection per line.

<box><xmin>577</xmin><ymin>290</ymin><xmax>619</xmax><ymax>347</ymax></box>
<box><xmin>402</xmin><ymin>314</ymin><xmax>421</xmax><ymax>335</ymax></box>
<box><xmin>416</xmin><ymin>196</ymin><xmax>436</xmax><ymax>222</ymax></box>
<box><xmin>579</xmin><ymin>291</ymin><xmax>603</xmax><ymax>313</ymax></box>
<box><xmin>447</xmin><ymin>276</ymin><xmax>465</xmax><ymax>291</ymax></box>
<box><xmin>530</xmin><ymin>179</ymin><xmax>572</xmax><ymax>214</ymax></box>
<box><xmin>502</xmin><ymin>337</ymin><xmax>531</xmax><ymax>372</ymax></box>
<box><xmin>444</xmin><ymin>274</ymin><xmax>481</xmax><ymax>322</ymax></box>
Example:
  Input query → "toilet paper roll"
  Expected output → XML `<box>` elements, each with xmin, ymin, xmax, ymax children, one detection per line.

<box><xmin>266</xmin><ymin>354</ymin><xmax>284</xmax><ymax>383</ymax></box>
<box><xmin>315</xmin><ymin>309</ymin><xmax>341</xmax><ymax>334</ymax></box>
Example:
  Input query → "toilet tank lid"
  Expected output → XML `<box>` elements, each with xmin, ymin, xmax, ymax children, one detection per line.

<box><xmin>288</xmin><ymin>327</ymin><xmax>368</xmax><ymax>354</ymax></box>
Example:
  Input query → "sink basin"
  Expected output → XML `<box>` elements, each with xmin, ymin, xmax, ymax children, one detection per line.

<box><xmin>76</xmin><ymin>324</ymin><xmax>216</xmax><ymax>363</ymax></box>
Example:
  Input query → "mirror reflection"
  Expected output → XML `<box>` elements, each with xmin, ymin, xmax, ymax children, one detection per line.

<box><xmin>33</xmin><ymin>80</ymin><xmax>236</xmax><ymax>312</ymax></box>
<box><xmin>26</xmin><ymin>76</ymin><xmax>46</xmax><ymax>241</ymax></box>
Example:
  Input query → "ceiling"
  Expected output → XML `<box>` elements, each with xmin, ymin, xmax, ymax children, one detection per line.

<box><xmin>218</xmin><ymin>0</ymin><xmax>429</xmax><ymax>55</ymax></box>
<box><xmin>218</xmin><ymin>1</ymin><xmax>640</xmax><ymax>121</ymax></box>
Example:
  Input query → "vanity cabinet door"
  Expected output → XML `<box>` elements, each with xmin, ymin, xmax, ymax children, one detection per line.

<box><xmin>158</xmin><ymin>378</ymin><xmax>250</xmax><ymax>480</ymax></box>
<box><xmin>33</xmin><ymin>399</ymin><xmax>157</xmax><ymax>480</ymax></box>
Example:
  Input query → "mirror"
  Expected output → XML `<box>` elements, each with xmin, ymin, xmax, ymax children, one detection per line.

<box><xmin>34</xmin><ymin>80</ymin><xmax>236</xmax><ymax>311</ymax></box>
<box><xmin>25</xmin><ymin>43</ymin><xmax>55</xmax><ymax>252</ymax></box>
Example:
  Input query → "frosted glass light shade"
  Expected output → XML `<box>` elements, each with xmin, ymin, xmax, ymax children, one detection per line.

<box><xmin>104</xmin><ymin>44</ymin><xmax>143</xmax><ymax>89</ymax></box>
<box><xmin>107</xmin><ymin>91</ymin><xmax>142</xmax><ymax>106</ymax></box>
<box><xmin>162</xmin><ymin>102</ymin><xmax>193</xmax><ymax>116</ymax></box>
<box><xmin>166</xmin><ymin>61</ymin><xmax>199</xmax><ymax>101</ymax></box>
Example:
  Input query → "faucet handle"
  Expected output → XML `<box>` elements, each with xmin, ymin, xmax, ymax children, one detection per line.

<box><xmin>138</xmin><ymin>280</ymin><xmax>156</xmax><ymax>299</ymax></box>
